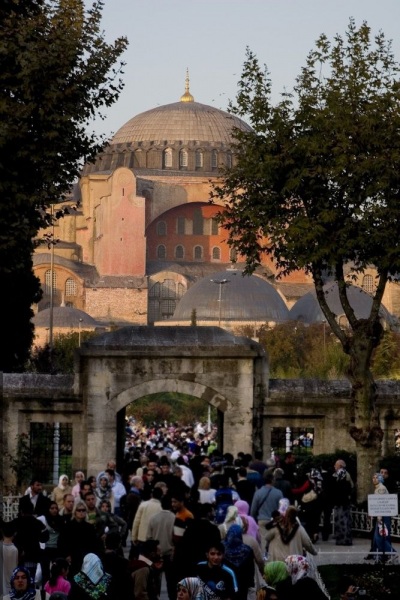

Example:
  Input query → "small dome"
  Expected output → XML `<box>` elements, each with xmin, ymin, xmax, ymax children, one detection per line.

<box><xmin>289</xmin><ymin>283</ymin><xmax>393</xmax><ymax>325</ymax></box>
<box><xmin>33</xmin><ymin>306</ymin><xmax>99</xmax><ymax>328</ymax></box>
<box><xmin>172</xmin><ymin>270</ymin><xmax>289</xmax><ymax>322</ymax></box>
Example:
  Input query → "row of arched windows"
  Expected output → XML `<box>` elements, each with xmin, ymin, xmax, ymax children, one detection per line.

<box><xmin>44</xmin><ymin>270</ymin><xmax>77</xmax><ymax>296</ymax></box>
<box><xmin>157</xmin><ymin>216</ymin><xmax>219</xmax><ymax>236</ymax></box>
<box><xmin>157</xmin><ymin>245</ymin><xmax>222</xmax><ymax>261</ymax></box>
<box><xmin>163</xmin><ymin>148</ymin><xmax>231</xmax><ymax>170</ymax></box>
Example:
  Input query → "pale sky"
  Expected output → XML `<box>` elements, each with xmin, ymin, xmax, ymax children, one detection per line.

<box><xmin>89</xmin><ymin>0</ymin><xmax>400</xmax><ymax>139</ymax></box>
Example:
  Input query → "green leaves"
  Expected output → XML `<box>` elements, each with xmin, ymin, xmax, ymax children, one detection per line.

<box><xmin>0</xmin><ymin>1</ymin><xmax>128</xmax><ymax>371</ymax></box>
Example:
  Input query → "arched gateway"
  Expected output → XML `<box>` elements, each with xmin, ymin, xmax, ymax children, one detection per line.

<box><xmin>79</xmin><ymin>326</ymin><xmax>267</xmax><ymax>474</ymax></box>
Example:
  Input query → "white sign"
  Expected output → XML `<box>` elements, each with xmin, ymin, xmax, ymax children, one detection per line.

<box><xmin>368</xmin><ymin>494</ymin><xmax>398</xmax><ymax>517</ymax></box>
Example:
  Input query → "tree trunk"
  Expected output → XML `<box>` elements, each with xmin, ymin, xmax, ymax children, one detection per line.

<box><xmin>346</xmin><ymin>324</ymin><xmax>383</xmax><ymax>502</ymax></box>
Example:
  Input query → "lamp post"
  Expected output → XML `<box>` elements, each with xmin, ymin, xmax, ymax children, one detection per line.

<box><xmin>210</xmin><ymin>278</ymin><xmax>229</xmax><ymax>327</ymax></box>
<box><xmin>78</xmin><ymin>318</ymin><xmax>83</xmax><ymax>347</ymax></box>
<box><xmin>322</xmin><ymin>319</ymin><xmax>326</xmax><ymax>358</ymax></box>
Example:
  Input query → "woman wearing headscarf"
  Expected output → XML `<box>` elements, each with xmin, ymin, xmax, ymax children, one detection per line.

<box><xmin>234</xmin><ymin>500</ymin><xmax>260</xmax><ymax>543</ymax></box>
<box><xmin>4</xmin><ymin>566</ymin><xmax>50</xmax><ymax>600</ymax></box>
<box><xmin>69</xmin><ymin>553</ymin><xmax>111</xmax><ymax>600</ymax></box>
<box><xmin>284</xmin><ymin>555</ymin><xmax>329</xmax><ymax>599</ymax></box>
<box><xmin>177</xmin><ymin>577</ymin><xmax>207</xmax><ymax>600</ymax></box>
<box><xmin>265</xmin><ymin>506</ymin><xmax>317</xmax><ymax>563</ymax></box>
<box><xmin>263</xmin><ymin>561</ymin><xmax>292</xmax><ymax>599</ymax></box>
<box><xmin>223</xmin><ymin>524</ymin><xmax>254</xmax><ymax>600</ymax></box>
<box><xmin>94</xmin><ymin>472</ymin><xmax>114</xmax><ymax>509</ymax></box>
<box><xmin>371</xmin><ymin>472</ymin><xmax>397</xmax><ymax>562</ymax></box>
<box><xmin>51</xmin><ymin>475</ymin><xmax>72</xmax><ymax>510</ymax></box>
<box><xmin>332</xmin><ymin>464</ymin><xmax>353</xmax><ymax>546</ymax></box>
<box><xmin>218</xmin><ymin>506</ymin><xmax>242</xmax><ymax>540</ymax></box>
<box><xmin>71</xmin><ymin>472</ymin><xmax>86</xmax><ymax>499</ymax></box>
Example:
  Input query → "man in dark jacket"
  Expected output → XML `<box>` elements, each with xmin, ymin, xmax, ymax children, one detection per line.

<box><xmin>18</xmin><ymin>478</ymin><xmax>50</xmax><ymax>517</ymax></box>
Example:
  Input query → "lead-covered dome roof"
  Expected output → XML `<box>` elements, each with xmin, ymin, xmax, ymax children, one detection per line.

<box><xmin>111</xmin><ymin>101</ymin><xmax>251</xmax><ymax>146</ymax></box>
<box><xmin>82</xmin><ymin>75</ymin><xmax>252</xmax><ymax>176</ymax></box>
<box><xmin>289</xmin><ymin>282</ymin><xmax>394</xmax><ymax>325</ymax></box>
<box><xmin>172</xmin><ymin>270</ymin><xmax>289</xmax><ymax>322</ymax></box>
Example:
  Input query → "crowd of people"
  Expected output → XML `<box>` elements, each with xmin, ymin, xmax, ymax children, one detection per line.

<box><xmin>1</xmin><ymin>419</ymin><xmax>398</xmax><ymax>600</ymax></box>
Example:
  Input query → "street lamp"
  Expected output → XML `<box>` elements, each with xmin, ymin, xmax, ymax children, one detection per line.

<box><xmin>210</xmin><ymin>278</ymin><xmax>230</xmax><ymax>327</ymax></box>
<box><xmin>78</xmin><ymin>318</ymin><xmax>83</xmax><ymax>347</ymax></box>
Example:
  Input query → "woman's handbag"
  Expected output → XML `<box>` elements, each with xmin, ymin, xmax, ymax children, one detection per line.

<box><xmin>378</xmin><ymin>521</ymin><xmax>389</xmax><ymax>537</ymax></box>
<box><xmin>302</xmin><ymin>488</ymin><xmax>318</xmax><ymax>503</ymax></box>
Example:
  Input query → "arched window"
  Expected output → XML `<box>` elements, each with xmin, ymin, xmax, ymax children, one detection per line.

<box><xmin>179</xmin><ymin>149</ymin><xmax>188</xmax><ymax>168</ymax></box>
<box><xmin>45</xmin><ymin>269</ymin><xmax>57</xmax><ymax>294</ymax></box>
<box><xmin>211</xmin><ymin>150</ymin><xmax>218</xmax><ymax>169</ymax></box>
<box><xmin>195</xmin><ymin>149</ymin><xmax>203</xmax><ymax>168</ymax></box>
<box><xmin>157</xmin><ymin>221</ymin><xmax>167</xmax><ymax>236</ymax></box>
<box><xmin>65</xmin><ymin>278</ymin><xmax>77</xmax><ymax>296</ymax></box>
<box><xmin>226</xmin><ymin>152</ymin><xmax>232</xmax><ymax>168</ymax></box>
<box><xmin>212</xmin><ymin>247</ymin><xmax>221</xmax><ymax>260</ymax></box>
<box><xmin>194</xmin><ymin>245</ymin><xmax>203</xmax><ymax>260</ymax></box>
<box><xmin>148</xmin><ymin>279</ymin><xmax>179</xmax><ymax>323</ymax></box>
<box><xmin>211</xmin><ymin>219</ymin><xmax>219</xmax><ymax>235</ymax></box>
<box><xmin>157</xmin><ymin>244</ymin><xmax>166</xmax><ymax>259</ymax></box>
<box><xmin>175</xmin><ymin>245</ymin><xmax>184</xmax><ymax>259</ymax></box>
<box><xmin>177</xmin><ymin>216</ymin><xmax>185</xmax><ymax>235</ymax></box>
<box><xmin>230</xmin><ymin>248</ymin><xmax>238</xmax><ymax>263</ymax></box>
<box><xmin>163</xmin><ymin>148</ymin><xmax>172</xmax><ymax>168</ymax></box>
<box><xmin>362</xmin><ymin>274</ymin><xmax>375</xmax><ymax>293</ymax></box>
<box><xmin>193</xmin><ymin>208</ymin><xmax>203</xmax><ymax>235</ymax></box>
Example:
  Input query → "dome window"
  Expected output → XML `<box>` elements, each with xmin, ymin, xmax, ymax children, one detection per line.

<box><xmin>226</xmin><ymin>152</ymin><xmax>232</xmax><ymax>168</ymax></box>
<box><xmin>211</xmin><ymin>150</ymin><xmax>218</xmax><ymax>170</ymax></box>
<box><xmin>179</xmin><ymin>149</ymin><xmax>188</xmax><ymax>168</ymax></box>
<box><xmin>195</xmin><ymin>149</ymin><xmax>203</xmax><ymax>169</ymax></box>
<box><xmin>157</xmin><ymin>244</ymin><xmax>166</xmax><ymax>259</ymax></box>
<box><xmin>194</xmin><ymin>245</ymin><xmax>203</xmax><ymax>260</ymax></box>
<box><xmin>45</xmin><ymin>269</ymin><xmax>57</xmax><ymax>294</ymax></box>
<box><xmin>212</xmin><ymin>247</ymin><xmax>221</xmax><ymax>261</ymax></box>
<box><xmin>65</xmin><ymin>278</ymin><xmax>77</xmax><ymax>297</ymax></box>
<box><xmin>175</xmin><ymin>245</ymin><xmax>184</xmax><ymax>259</ymax></box>
<box><xmin>211</xmin><ymin>219</ymin><xmax>219</xmax><ymax>235</ymax></box>
<box><xmin>163</xmin><ymin>148</ymin><xmax>173</xmax><ymax>168</ymax></box>
<box><xmin>157</xmin><ymin>221</ymin><xmax>167</xmax><ymax>236</ymax></box>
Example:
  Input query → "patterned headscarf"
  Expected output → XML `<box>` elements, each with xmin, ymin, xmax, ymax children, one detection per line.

<box><xmin>178</xmin><ymin>577</ymin><xmax>207</xmax><ymax>600</ymax></box>
<box><xmin>223</xmin><ymin>523</ymin><xmax>252</xmax><ymax>568</ymax></box>
<box><xmin>285</xmin><ymin>555</ymin><xmax>310</xmax><ymax>584</ymax></box>
<box><xmin>9</xmin><ymin>566</ymin><xmax>36</xmax><ymax>600</ymax></box>
<box><xmin>285</xmin><ymin>555</ymin><xmax>330</xmax><ymax>598</ymax></box>
<box><xmin>263</xmin><ymin>561</ymin><xmax>289</xmax><ymax>586</ymax></box>
<box><xmin>74</xmin><ymin>553</ymin><xmax>111</xmax><ymax>599</ymax></box>
<box><xmin>335</xmin><ymin>468</ymin><xmax>347</xmax><ymax>481</ymax></box>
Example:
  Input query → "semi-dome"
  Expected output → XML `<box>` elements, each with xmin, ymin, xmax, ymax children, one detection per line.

<box><xmin>172</xmin><ymin>270</ymin><xmax>289</xmax><ymax>322</ymax></box>
<box><xmin>289</xmin><ymin>283</ymin><xmax>394</xmax><ymax>326</ymax></box>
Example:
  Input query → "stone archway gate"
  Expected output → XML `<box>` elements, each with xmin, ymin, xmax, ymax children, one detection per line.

<box><xmin>76</xmin><ymin>326</ymin><xmax>268</xmax><ymax>474</ymax></box>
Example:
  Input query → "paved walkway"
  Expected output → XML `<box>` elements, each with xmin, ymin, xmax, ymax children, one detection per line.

<box><xmin>313</xmin><ymin>535</ymin><xmax>400</xmax><ymax>565</ymax></box>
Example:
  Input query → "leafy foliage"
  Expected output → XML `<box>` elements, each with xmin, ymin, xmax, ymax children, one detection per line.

<box><xmin>6</xmin><ymin>433</ymin><xmax>33</xmax><ymax>488</ymax></box>
<box><xmin>27</xmin><ymin>330</ymin><xmax>96</xmax><ymax>373</ymax></box>
<box><xmin>213</xmin><ymin>21</ymin><xmax>400</xmax><ymax>458</ymax></box>
<box><xmin>126</xmin><ymin>392</ymin><xmax>215</xmax><ymax>426</ymax></box>
<box><xmin>0</xmin><ymin>1</ymin><xmax>128</xmax><ymax>371</ymax></box>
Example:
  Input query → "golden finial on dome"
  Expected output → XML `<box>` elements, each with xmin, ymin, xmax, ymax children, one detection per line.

<box><xmin>180</xmin><ymin>68</ymin><xmax>194</xmax><ymax>102</ymax></box>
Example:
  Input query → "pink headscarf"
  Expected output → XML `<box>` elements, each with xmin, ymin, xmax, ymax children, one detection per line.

<box><xmin>235</xmin><ymin>500</ymin><xmax>260</xmax><ymax>541</ymax></box>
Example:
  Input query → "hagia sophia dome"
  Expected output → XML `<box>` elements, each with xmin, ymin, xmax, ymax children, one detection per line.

<box><xmin>83</xmin><ymin>71</ymin><xmax>252</xmax><ymax>175</ymax></box>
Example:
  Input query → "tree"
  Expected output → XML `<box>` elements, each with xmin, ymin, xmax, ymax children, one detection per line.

<box><xmin>213</xmin><ymin>20</ymin><xmax>400</xmax><ymax>500</ymax></box>
<box><xmin>0</xmin><ymin>1</ymin><xmax>127</xmax><ymax>371</ymax></box>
